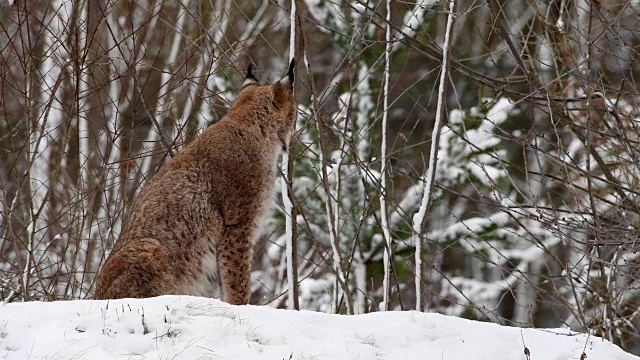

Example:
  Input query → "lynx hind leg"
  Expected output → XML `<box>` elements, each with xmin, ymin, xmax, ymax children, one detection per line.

<box><xmin>95</xmin><ymin>238</ymin><xmax>177</xmax><ymax>299</ymax></box>
<box><xmin>217</xmin><ymin>224</ymin><xmax>254</xmax><ymax>305</ymax></box>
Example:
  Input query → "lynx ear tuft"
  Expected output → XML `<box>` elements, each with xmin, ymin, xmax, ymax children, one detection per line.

<box><xmin>243</xmin><ymin>63</ymin><xmax>259</xmax><ymax>88</ymax></box>
<box><xmin>279</xmin><ymin>58</ymin><xmax>295</xmax><ymax>90</ymax></box>
<box><xmin>288</xmin><ymin>58</ymin><xmax>295</xmax><ymax>88</ymax></box>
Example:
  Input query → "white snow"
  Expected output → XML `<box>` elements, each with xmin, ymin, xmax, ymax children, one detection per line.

<box><xmin>401</xmin><ymin>0</ymin><xmax>437</xmax><ymax>40</ymax></box>
<box><xmin>0</xmin><ymin>296</ymin><xmax>636</xmax><ymax>360</ymax></box>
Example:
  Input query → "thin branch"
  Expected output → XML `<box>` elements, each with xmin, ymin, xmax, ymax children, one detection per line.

<box><xmin>411</xmin><ymin>0</ymin><xmax>456</xmax><ymax>312</ymax></box>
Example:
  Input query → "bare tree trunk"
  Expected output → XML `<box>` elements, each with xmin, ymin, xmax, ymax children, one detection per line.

<box><xmin>380</xmin><ymin>0</ymin><xmax>393</xmax><ymax>312</ymax></box>
<box><xmin>411</xmin><ymin>0</ymin><xmax>456</xmax><ymax>312</ymax></box>
<box><xmin>283</xmin><ymin>0</ymin><xmax>299</xmax><ymax>311</ymax></box>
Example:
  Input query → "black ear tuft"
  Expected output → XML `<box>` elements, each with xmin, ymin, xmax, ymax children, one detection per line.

<box><xmin>243</xmin><ymin>63</ymin><xmax>259</xmax><ymax>88</ymax></box>
<box><xmin>287</xmin><ymin>58</ymin><xmax>295</xmax><ymax>90</ymax></box>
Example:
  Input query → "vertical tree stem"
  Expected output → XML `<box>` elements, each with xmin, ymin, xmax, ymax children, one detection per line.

<box><xmin>411</xmin><ymin>0</ymin><xmax>456</xmax><ymax>312</ymax></box>
<box><xmin>380</xmin><ymin>0</ymin><xmax>393</xmax><ymax>312</ymax></box>
<box><xmin>282</xmin><ymin>0</ymin><xmax>300</xmax><ymax>310</ymax></box>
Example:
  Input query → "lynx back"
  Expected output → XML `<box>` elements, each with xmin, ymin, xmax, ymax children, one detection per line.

<box><xmin>95</xmin><ymin>60</ymin><xmax>297</xmax><ymax>304</ymax></box>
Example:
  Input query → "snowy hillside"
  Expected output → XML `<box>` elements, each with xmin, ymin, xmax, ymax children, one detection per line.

<box><xmin>0</xmin><ymin>296</ymin><xmax>636</xmax><ymax>360</ymax></box>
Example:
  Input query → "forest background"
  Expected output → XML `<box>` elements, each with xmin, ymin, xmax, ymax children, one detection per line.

<box><xmin>2</xmin><ymin>0</ymin><xmax>640</xmax><ymax>355</ymax></box>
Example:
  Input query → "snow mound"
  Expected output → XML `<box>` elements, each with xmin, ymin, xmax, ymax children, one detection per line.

<box><xmin>0</xmin><ymin>296</ymin><xmax>636</xmax><ymax>360</ymax></box>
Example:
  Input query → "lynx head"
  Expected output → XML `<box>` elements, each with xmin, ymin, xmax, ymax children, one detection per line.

<box><xmin>231</xmin><ymin>59</ymin><xmax>297</xmax><ymax>148</ymax></box>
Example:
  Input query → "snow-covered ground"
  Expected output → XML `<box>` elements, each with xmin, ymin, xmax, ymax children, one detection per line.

<box><xmin>0</xmin><ymin>296</ymin><xmax>636</xmax><ymax>360</ymax></box>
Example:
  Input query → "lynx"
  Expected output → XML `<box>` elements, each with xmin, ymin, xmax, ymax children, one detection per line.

<box><xmin>95</xmin><ymin>60</ymin><xmax>297</xmax><ymax>305</ymax></box>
